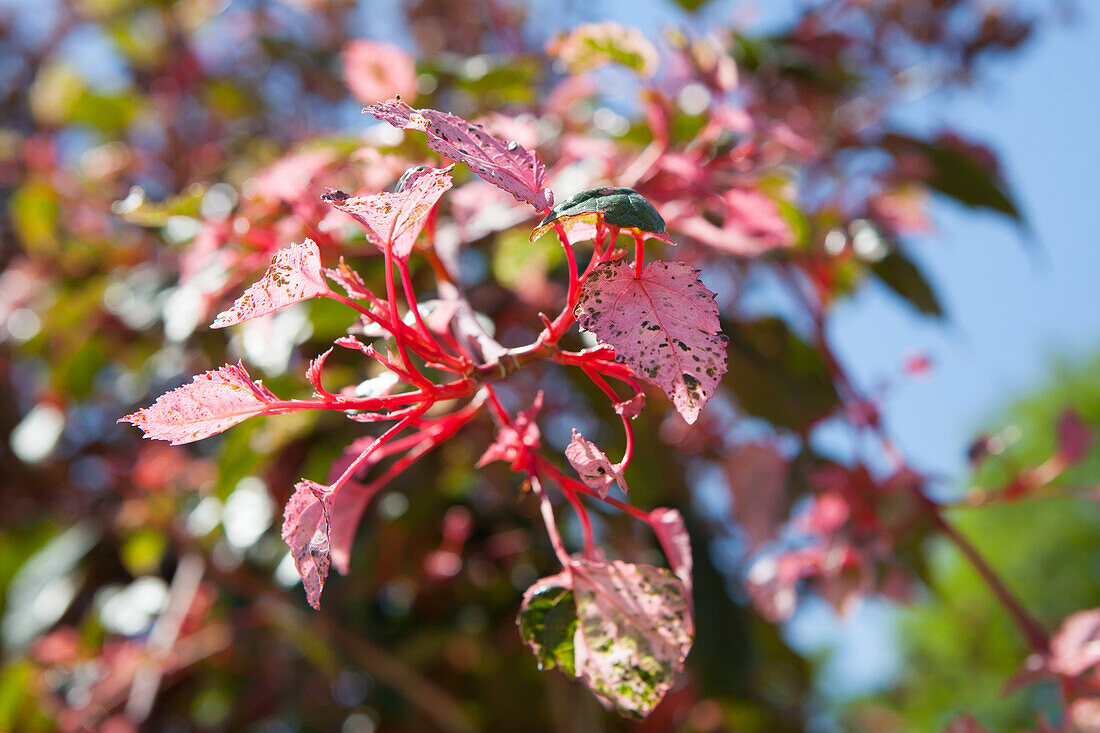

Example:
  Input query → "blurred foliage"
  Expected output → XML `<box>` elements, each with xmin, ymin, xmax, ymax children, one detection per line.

<box><xmin>847</xmin><ymin>356</ymin><xmax>1100</xmax><ymax>732</ymax></box>
<box><xmin>0</xmin><ymin>0</ymin><xmax>1080</xmax><ymax>730</ymax></box>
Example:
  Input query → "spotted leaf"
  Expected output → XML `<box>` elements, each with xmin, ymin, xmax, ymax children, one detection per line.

<box><xmin>518</xmin><ymin>560</ymin><xmax>693</xmax><ymax>719</ymax></box>
<box><xmin>366</xmin><ymin>98</ymin><xmax>552</xmax><ymax>210</ymax></box>
<box><xmin>564</xmin><ymin>429</ymin><xmax>628</xmax><ymax>498</ymax></box>
<box><xmin>281</xmin><ymin>479</ymin><xmax>333</xmax><ymax>610</ymax></box>
<box><xmin>575</xmin><ymin>259</ymin><xmax>727</xmax><ymax>424</ymax></box>
<box><xmin>119</xmin><ymin>363</ymin><xmax>279</xmax><ymax>445</ymax></box>
<box><xmin>517</xmin><ymin>572</ymin><xmax>578</xmax><ymax>674</ymax></box>
<box><xmin>571</xmin><ymin>560</ymin><xmax>694</xmax><ymax>719</ymax></box>
<box><xmin>211</xmin><ymin>240</ymin><xmax>329</xmax><ymax>328</ymax></box>
<box><xmin>322</xmin><ymin>165</ymin><xmax>453</xmax><ymax>259</ymax></box>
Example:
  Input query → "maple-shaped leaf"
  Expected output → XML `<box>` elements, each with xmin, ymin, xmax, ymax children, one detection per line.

<box><xmin>211</xmin><ymin>240</ymin><xmax>330</xmax><ymax>328</ymax></box>
<box><xmin>322</xmin><ymin>165</ymin><xmax>453</xmax><ymax>259</ymax></box>
<box><xmin>518</xmin><ymin>559</ymin><xmax>693</xmax><ymax>719</ymax></box>
<box><xmin>648</xmin><ymin>508</ymin><xmax>693</xmax><ymax>592</ymax></box>
<box><xmin>575</xmin><ymin>260</ymin><xmax>727</xmax><ymax>424</ymax></box>
<box><xmin>119</xmin><ymin>362</ymin><xmax>279</xmax><ymax>445</ymax></box>
<box><xmin>564</xmin><ymin>429</ymin><xmax>628</xmax><ymax>498</ymax></box>
<box><xmin>366</xmin><ymin>98</ymin><xmax>552</xmax><ymax>211</ymax></box>
<box><xmin>281</xmin><ymin>479</ymin><xmax>333</xmax><ymax>610</ymax></box>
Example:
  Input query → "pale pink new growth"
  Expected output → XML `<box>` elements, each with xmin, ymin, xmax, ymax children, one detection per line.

<box><xmin>306</xmin><ymin>348</ymin><xmax>335</xmax><ymax>400</ymax></box>
<box><xmin>575</xmin><ymin>260</ymin><xmax>727</xmax><ymax>424</ymax></box>
<box><xmin>281</xmin><ymin>479</ymin><xmax>333</xmax><ymax>610</ymax></box>
<box><xmin>324</xmin><ymin>166</ymin><xmax>453</xmax><ymax>259</ymax></box>
<box><xmin>564</xmin><ymin>429</ymin><xmax>628</xmax><ymax>499</ymax></box>
<box><xmin>613</xmin><ymin>392</ymin><xmax>645</xmax><ymax>419</ymax></box>
<box><xmin>119</xmin><ymin>363</ymin><xmax>278</xmax><ymax>445</ymax></box>
<box><xmin>211</xmin><ymin>240</ymin><xmax>330</xmax><ymax>328</ymax></box>
<box><xmin>366</xmin><ymin>98</ymin><xmax>552</xmax><ymax>210</ymax></box>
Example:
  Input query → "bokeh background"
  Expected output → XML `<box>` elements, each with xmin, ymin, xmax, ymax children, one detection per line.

<box><xmin>1</xmin><ymin>0</ymin><xmax>1098</xmax><ymax>731</ymax></box>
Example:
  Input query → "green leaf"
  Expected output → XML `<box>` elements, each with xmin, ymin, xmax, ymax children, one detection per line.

<box><xmin>723</xmin><ymin>317</ymin><xmax>841</xmax><ymax>432</ymax></box>
<box><xmin>669</xmin><ymin>0</ymin><xmax>714</xmax><ymax>10</ymax></box>
<box><xmin>870</xmin><ymin>249</ymin><xmax>943</xmax><ymax>317</ymax></box>
<box><xmin>530</xmin><ymin>187</ymin><xmax>667</xmax><ymax>242</ymax></box>
<box><xmin>11</xmin><ymin>180</ymin><xmax>60</xmax><ymax>253</ymax></box>
<box><xmin>492</xmin><ymin>226</ymin><xmax>564</xmax><ymax>289</ymax></box>
<box><xmin>518</xmin><ymin>584</ymin><xmax>578</xmax><ymax>674</ymax></box>
<box><xmin>881</xmin><ymin>133</ymin><xmax>1022</xmax><ymax>221</ymax></box>
<box><xmin>113</xmin><ymin>183</ymin><xmax>206</xmax><ymax>228</ymax></box>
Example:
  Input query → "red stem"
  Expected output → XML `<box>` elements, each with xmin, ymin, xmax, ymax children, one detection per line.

<box><xmin>383</xmin><ymin>243</ymin><xmax>431</xmax><ymax>389</ymax></box>
<box><xmin>925</xmin><ymin>502</ymin><xmax>1049</xmax><ymax>654</ymax></box>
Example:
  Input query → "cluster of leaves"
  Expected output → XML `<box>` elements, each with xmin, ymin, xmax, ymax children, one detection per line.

<box><xmin>1</xmin><ymin>0</ymin><xmax>1087</xmax><ymax>730</ymax></box>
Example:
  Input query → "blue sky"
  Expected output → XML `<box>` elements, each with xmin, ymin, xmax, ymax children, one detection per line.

<box><xmin>828</xmin><ymin>3</ymin><xmax>1100</xmax><ymax>483</ymax></box>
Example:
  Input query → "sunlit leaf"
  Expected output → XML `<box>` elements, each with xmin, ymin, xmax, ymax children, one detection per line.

<box><xmin>576</xmin><ymin>260</ymin><xmax>727</xmax><ymax>424</ymax></box>
<box><xmin>119</xmin><ymin>362</ymin><xmax>280</xmax><ymax>445</ymax></box>
<box><xmin>211</xmin><ymin>240</ymin><xmax>330</xmax><ymax>328</ymax></box>
<box><xmin>281</xmin><ymin>479</ymin><xmax>332</xmax><ymax>610</ymax></box>
<box><xmin>547</xmin><ymin>22</ymin><xmax>659</xmax><ymax>77</ymax></box>
<box><xmin>366</xmin><ymin>98</ymin><xmax>552</xmax><ymax>210</ymax></box>
<box><xmin>564</xmin><ymin>429</ymin><xmax>628</xmax><ymax>498</ymax></box>
<box><xmin>322</xmin><ymin>166</ymin><xmax>452</xmax><ymax>259</ymax></box>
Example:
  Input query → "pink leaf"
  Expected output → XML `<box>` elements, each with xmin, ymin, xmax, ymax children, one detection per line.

<box><xmin>281</xmin><ymin>479</ymin><xmax>333</xmax><ymax>610</ymax></box>
<box><xmin>325</xmin><ymin>257</ymin><xmax>374</xmax><ymax>300</ymax></box>
<box><xmin>613</xmin><ymin>392</ymin><xmax>645</xmax><ymax>419</ymax></box>
<box><xmin>518</xmin><ymin>559</ymin><xmax>693</xmax><ymax>719</ymax></box>
<box><xmin>366</xmin><ymin>98</ymin><xmax>552</xmax><ymax>211</ymax></box>
<box><xmin>477</xmin><ymin>393</ymin><xmax>543</xmax><ymax>470</ymax></box>
<box><xmin>119</xmin><ymin>362</ymin><xmax>278</xmax><ymax>445</ymax></box>
<box><xmin>575</xmin><ymin>259</ymin><xmax>727</xmax><ymax>424</ymax></box>
<box><xmin>648</xmin><ymin>508</ymin><xmax>693</xmax><ymax>592</ymax></box>
<box><xmin>342</xmin><ymin>40</ymin><xmax>417</xmax><ymax>106</ymax></box>
<box><xmin>329</xmin><ymin>483</ymin><xmax>377</xmax><ymax>575</ymax></box>
<box><xmin>726</xmin><ymin>443</ymin><xmax>789</xmax><ymax>551</ymax></box>
<box><xmin>672</xmin><ymin>188</ymin><xmax>794</xmax><ymax>257</ymax></box>
<box><xmin>245</xmin><ymin>149</ymin><xmax>338</xmax><ymax>205</ymax></box>
<box><xmin>322</xmin><ymin>166</ymin><xmax>453</xmax><ymax>259</ymax></box>
<box><xmin>306</xmin><ymin>348</ymin><xmax>335</xmax><ymax>400</ymax></box>
<box><xmin>211</xmin><ymin>240</ymin><xmax>330</xmax><ymax>328</ymax></box>
<box><xmin>564</xmin><ymin>429</ymin><xmax>628</xmax><ymax>498</ymax></box>
<box><xmin>570</xmin><ymin>560</ymin><xmax>694</xmax><ymax>719</ymax></box>
<box><xmin>1049</xmin><ymin>608</ymin><xmax>1100</xmax><ymax>677</ymax></box>
<box><xmin>1057</xmin><ymin>408</ymin><xmax>1093</xmax><ymax>465</ymax></box>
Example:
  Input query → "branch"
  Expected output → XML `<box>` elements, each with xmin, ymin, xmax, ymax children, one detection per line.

<box><xmin>925</xmin><ymin>501</ymin><xmax>1049</xmax><ymax>655</ymax></box>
